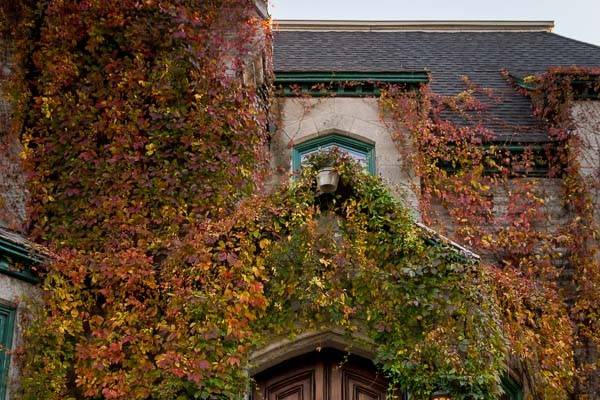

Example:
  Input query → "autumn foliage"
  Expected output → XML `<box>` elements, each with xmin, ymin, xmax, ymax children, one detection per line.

<box><xmin>379</xmin><ymin>69</ymin><xmax>600</xmax><ymax>399</ymax></box>
<box><xmin>1</xmin><ymin>0</ymin><xmax>600</xmax><ymax>399</ymax></box>
<box><xmin>2</xmin><ymin>0</ymin><xmax>271</xmax><ymax>398</ymax></box>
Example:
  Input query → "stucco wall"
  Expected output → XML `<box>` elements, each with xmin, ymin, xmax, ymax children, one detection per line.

<box><xmin>271</xmin><ymin>97</ymin><xmax>420</xmax><ymax>216</ymax></box>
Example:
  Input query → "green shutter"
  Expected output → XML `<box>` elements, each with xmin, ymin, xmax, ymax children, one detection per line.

<box><xmin>0</xmin><ymin>304</ymin><xmax>15</xmax><ymax>400</ymax></box>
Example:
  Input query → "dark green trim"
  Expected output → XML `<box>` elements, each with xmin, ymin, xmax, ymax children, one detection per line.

<box><xmin>0</xmin><ymin>237</ymin><xmax>45</xmax><ymax>266</ymax></box>
<box><xmin>0</xmin><ymin>257</ymin><xmax>39</xmax><ymax>284</ymax></box>
<box><xmin>275</xmin><ymin>71</ymin><xmax>429</xmax><ymax>98</ymax></box>
<box><xmin>0</xmin><ymin>304</ymin><xmax>15</xmax><ymax>400</ymax></box>
<box><xmin>571</xmin><ymin>78</ymin><xmax>600</xmax><ymax>100</ymax></box>
<box><xmin>501</xmin><ymin>375</ymin><xmax>523</xmax><ymax>400</ymax></box>
<box><xmin>509</xmin><ymin>74</ymin><xmax>539</xmax><ymax>91</ymax></box>
<box><xmin>292</xmin><ymin>134</ymin><xmax>376</xmax><ymax>174</ymax></box>
<box><xmin>437</xmin><ymin>143</ymin><xmax>556</xmax><ymax>178</ymax></box>
<box><xmin>275</xmin><ymin>71</ymin><xmax>430</xmax><ymax>84</ymax></box>
<box><xmin>510</xmin><ymin>73</ymin><xmax>600</xmax><ymax>99</ymax></box>
<box><xmin>0</xmin><ymin>236</ymin><xmax>44</xmax><ymax>284</ymax></box>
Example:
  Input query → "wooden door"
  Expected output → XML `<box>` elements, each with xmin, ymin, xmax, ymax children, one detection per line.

<box><xmin>253</xmin><ymin>350</ymin><xmax>398</xmax><ymax>400</ymax></box>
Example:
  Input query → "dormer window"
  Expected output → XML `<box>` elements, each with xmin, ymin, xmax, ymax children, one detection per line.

<box><xmin>292</xmin><ymin>134</ymin><xmax>375</xmax><ymax>174</ymax></box>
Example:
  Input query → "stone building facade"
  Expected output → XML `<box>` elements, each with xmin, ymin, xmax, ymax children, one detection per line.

<box><xmin>0</xmin><ymin>12</ymin><xmax>599</xmax><ymax>400</ymax></box>
<box><xmin>0</xmin><ymin>2</ymin><xmax>272</xmax><ymax>398</ymax></box>
<box><xmin>269</xmin><ymin>20</ymin><xmax>600</xmax><ymax>399</ymax></box>
<box><xmin>0</xmin><ymin>34</ymin><xmax>45</xmax><ymax>400</ymax></box>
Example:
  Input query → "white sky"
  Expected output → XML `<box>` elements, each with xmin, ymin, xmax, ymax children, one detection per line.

<box><xmin>269</xmin><ymin>0</ymin><xmax>600</xmax><ymax>47</ymax></box>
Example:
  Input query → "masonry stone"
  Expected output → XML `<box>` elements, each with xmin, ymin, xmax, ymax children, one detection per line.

<box><xmin>0</xmin><ymin>274</ymin><xmax>40</xmax><ymax>399</ymax></box>
<box><xmin>273</xmin><ymin>97</ymin><xmax>421</xmax><ymax>217</ymax></box>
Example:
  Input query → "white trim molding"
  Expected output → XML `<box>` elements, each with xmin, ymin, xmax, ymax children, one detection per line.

<box><xmin>274</xmin><ymin>20</ymin><xmax>555</xmax><ymax>33</ymax></box>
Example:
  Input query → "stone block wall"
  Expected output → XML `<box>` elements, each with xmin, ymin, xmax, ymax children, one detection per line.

<box><xmin>571</xmin><ymin>100</ymin><xmax>600</xmax><ymax>398</ymax></box>
<box><xmin>0</xmin><ymin>273</ymin><xmax>40</xmax><ymax>399</ymax></box>
<box><xmin>0</xmin><ymin>42</ymin><xmax>27</xmax><ymax>232</ymax></box>
<box><xmin>572</xmin><ymin>101</ymin><xmax>600</xmax><ymax>226</ymax></box>
<box><xmin>270</xmin><ymin>97</ymin><xmax>421</xmax><ymax>216</ymax></box>
<box><xmin>219</xmin><ymin>1</ymin><xmax>270</xmax><ymax>87</ymax></box>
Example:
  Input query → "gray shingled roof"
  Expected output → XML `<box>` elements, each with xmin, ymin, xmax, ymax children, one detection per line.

<box><xmin>274</xmin><ymin>31</ymin><xmax>600</xmax><ymax>142</ymax></box>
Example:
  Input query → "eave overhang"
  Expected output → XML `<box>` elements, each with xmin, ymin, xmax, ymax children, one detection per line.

<box><xmin>0</xmin><ymin>228</ymin><xmax>49</xmax><ymax>284</ymax></box>
<box><xmin>416</xmin><ymin>222</ymin><xmax>480</xmax><ymax>263</ymax></box>
<box><xmin>275</xmin><ymin>71</ymin><xmax>430</xmax><ymax>84</ymax></box>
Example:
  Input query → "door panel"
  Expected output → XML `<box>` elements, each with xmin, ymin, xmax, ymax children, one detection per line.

<box><xmin>253</xmin><ymin>350</ymin><xmax>394</xmax><ymax>400</ymax></box>
<box><xmin>254</xmin><ymin>354</ymin><xmax>325</xmax><ymax>400</ymax></box>
<box><xmin>343</xmin><ymin>370</ymin><xmax>387</xmax><ymax>400</ymax></box>
<box><xmin>265</xmin><ymin>370</ymin><xmax>315</xmax><ymax>400</ymax></box>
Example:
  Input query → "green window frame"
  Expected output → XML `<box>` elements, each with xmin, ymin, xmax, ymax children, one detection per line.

<box><xmin>0</xmin><ymin>304</ymin><xmax>15</xmax><ymax>400</ymax></box>
<box><xmin>292</xmin><ymin>134</ymin><xmax>376</xmax><ymax>174</ymax></box>
<box><xmin>501</xmin><ymin>375</ymin><xmax>523</xmax><ymax>400</ymax></box>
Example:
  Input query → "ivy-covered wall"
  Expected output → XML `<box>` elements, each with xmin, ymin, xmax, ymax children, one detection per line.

<box><xmin>377</xmin><ymin>72</ymin><xmax>600</xmax><ymax>399</ymax></box>
<box><xmin>269</xmin><ymin>85</ymin><xmax>595</xmax><ymax>399</ymax></box>
<box><xmin>1</xmin><ymin>1</ymin><xmax>600</xmax><ymax>398</ymax></box>
<box><xmin>1</xmin><ymin>0</ymin><xmax>274</xmax><ymax>398</ymax></box>
<box><xmin>0</xmin><ymin>42</ymin><xmax>27</xmax><ymax>231</ymax></box>
<box><xmin>570</xmin><ymin>100</ymin><xmax>600</xmax><ymax>396</ymax></box>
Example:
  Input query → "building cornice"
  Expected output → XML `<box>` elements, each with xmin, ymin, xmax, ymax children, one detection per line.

<box><xmin>0</xmin><ymin>227</ymin><xmax>49</xmax><ymax>283</ymax></box>
<box><xmin>274</xmin><ymin>20</ymin><xmax>555</xmax><ymax>32</ymax></box>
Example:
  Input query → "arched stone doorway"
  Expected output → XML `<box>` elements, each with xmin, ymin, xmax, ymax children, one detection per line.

<box><xmin>251</xmin><ymin>349</ymin><xmax>401</xmax><ymax>400</ymax></box>
<box><xmin>248</xmin><ymin>331</ymin><xmax>523</xmax><ymax>399</ymax></box>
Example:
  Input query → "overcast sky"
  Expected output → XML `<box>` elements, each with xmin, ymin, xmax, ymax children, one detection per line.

<box><xmin>269</xmin><ymin>0</ymin><xmax>600</xmax><ymax>47</ymax></box>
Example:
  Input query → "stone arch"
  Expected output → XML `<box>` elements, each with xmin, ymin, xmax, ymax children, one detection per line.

<box><xmin>292</xmin><ymin>128</ymin><xmax>376</xmax><ymax>148</ymax></box>
<box><xmin>249</xmin><ymin>329</ymin><xmax>376</xmax><ymax>376</ymax></box>
<box><xmin>249</xmin><ymin>330</ymin><xmax>525</xmax><ymax>400</ymax></box>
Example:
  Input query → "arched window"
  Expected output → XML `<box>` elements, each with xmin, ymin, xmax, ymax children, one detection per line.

<box><xmin>292</xmin><ymin>134</ymin><xmax>376</xmax><ymax>174</ymax></box>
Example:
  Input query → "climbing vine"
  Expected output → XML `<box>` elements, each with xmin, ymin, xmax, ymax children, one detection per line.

<box><xmin>2</xmin><ymin>0</ymin><xmax>273</xmax><ymax>398</ymax></box>
<box><xmin>2</xmin><ymin>1</ymin><xmax>506</xmax><ymax>398</ymax></box>
<box><xmin>519</xmin><ymin>68</ymin><xmax>600</xmax><ymax>398</ymax></box>
<box><xmin>2</xmin><ymin>0</ymin><xmax>599</xmax><ymax>398</ymax></box>
<box><xmin>379</xmin><ymin>68</ymin><xmax>600</xmax><ymax>399</ymax></box>
<box><xmin>255</xmin><ymin>155</ymin><xmax>506</xmax><ymax>399</ymax></box>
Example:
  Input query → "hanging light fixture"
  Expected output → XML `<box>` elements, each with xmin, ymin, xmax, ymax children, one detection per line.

<box><xmin>316</xmin><ymin>167</ymin><xmax>339</xmax><ymax>194</ymax></box>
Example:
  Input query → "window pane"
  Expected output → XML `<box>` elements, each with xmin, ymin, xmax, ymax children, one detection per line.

<box><xmin>300</xmin><ymin>144</ymin><xmax>368</xmax><ymax>169</ymax></box>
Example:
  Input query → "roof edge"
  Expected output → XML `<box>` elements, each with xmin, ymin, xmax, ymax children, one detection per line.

<box><xmin>274</xmin><ymin>20</ymin><xmax>555</xmax><ymax>32</ymax></box>
<box><xmin>416</xmin><ymin>222</ymin><xmax>481</xmax><ymax>262</ymax></box>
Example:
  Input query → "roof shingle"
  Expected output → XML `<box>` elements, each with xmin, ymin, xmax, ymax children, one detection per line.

<box><xmin>274</xmin><ymin>30</ymin><xmax>600</xmax><ymax>142</ymax></box>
